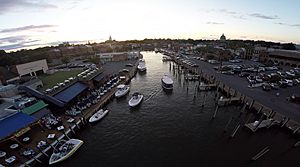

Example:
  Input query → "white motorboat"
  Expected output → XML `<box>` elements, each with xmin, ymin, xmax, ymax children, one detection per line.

<box><xmin>115</xmin><ymin>84</ymin><xmax>130</xmax><ymax>98</ymax></box>
<box><xmin>49</xmin><ymin>139</ymin><xmax>83</xmax><ymax>165</ymax></box>
<box><xmin>161</xmin><ymin>75</ymin><xmax>173</xmax><ymax>90</ymax></box>
<box><xmin>89</xmin><ymin>109</ymin><xmax>109</xmax><ymax>123</ymax></box>
<box><xmin>137</xmin><ymin>59</ymin><xmax>147</xmax><ymax>72</ymax></box>
<box><xmin>137</xmin><ymin>64</ymin><xmax>147</xmax><ymax>72</ymax></box>
<box><xmin>128</xmin><ymin>92</ymin><xmax>144</xmax><ymax>107</ymax></box>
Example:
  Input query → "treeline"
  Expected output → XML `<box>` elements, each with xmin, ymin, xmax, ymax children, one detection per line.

<box><xmin>0</xmin><ymin>47</ymin><xmax>52</xmax><ymax>66</ymax></box>
<box><xmin>0</xmin><ymin>38</ymin><xmax>297</xmax><ymax>66</ymax></box>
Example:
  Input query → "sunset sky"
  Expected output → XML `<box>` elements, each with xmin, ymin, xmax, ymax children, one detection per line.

<box><xmin>0</xmin><ymin>0</ymin><xmax>300</xmax><ymax>51</ymax></box>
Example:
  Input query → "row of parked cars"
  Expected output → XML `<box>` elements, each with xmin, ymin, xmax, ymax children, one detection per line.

<box><xmin>176</xmin><ymin>57</ymin><xmax>199</xmax><ymax>67</ymax></box>
<box><xmin>214</xmin><ymin>61</ymin><xmax>300</xmax><ymax>90</ymax></box>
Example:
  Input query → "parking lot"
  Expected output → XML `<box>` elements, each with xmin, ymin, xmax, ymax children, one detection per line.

<box><xmin>183</xmin><ymin>57</ymin><xmax>300</xmax><ymax>122</ymax></box>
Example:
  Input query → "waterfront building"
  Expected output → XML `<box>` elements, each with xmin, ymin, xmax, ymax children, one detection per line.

<box><xmin>259</xmin><ymin>49</ymin><xmax>300</xmax><ymax>67</ymax></box>
<box><xmin>16</xmin><ymin>59</ymin><xmax>48</xmax><ymax>77</ymax></box>
<box><xmin>96</xmin><ymin>52</ymin><xmax>140</xmax><ymax>63</ymax></box>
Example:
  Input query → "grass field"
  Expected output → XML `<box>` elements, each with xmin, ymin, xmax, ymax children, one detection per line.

<box><xmin>39</xmin><ymin>70</ymin><xmax>82</xmax><ymax>90</ymax></box>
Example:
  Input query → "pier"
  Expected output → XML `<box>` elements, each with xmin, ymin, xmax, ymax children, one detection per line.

<box><xmin>168</xmin><ymin>52</ymin><xmax>300</xmax><ymax>138</ymax></box>
<box><xmin>0</xmin><ymin>59</ymin><xmax>139</xmax><ymax>166</ymax></box>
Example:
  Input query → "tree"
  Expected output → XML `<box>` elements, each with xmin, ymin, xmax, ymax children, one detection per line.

<box><xmin>88</xmin><ymin>55</ymin><xmax>100</xmax><ymax>65</ymax></box>
<box><xmin>0</xmin><ymin>50</ymin><xmax>6</xmax><ymax>56</ymax></box>
<box><xmin>61</xmin><ymin>56</ymin><xmax>70</xmax><ymax>66</ymax></box>
<box><xmin>282</xmin><ymin>43</ymin><xmax>296</xmax><ymax>50</ymax></box>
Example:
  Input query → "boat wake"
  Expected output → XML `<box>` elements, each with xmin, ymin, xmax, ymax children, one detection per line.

<box><xmin>144</xmin><ymin>88</ymin><xmax>162</xmax><ymax>102</ymax></box>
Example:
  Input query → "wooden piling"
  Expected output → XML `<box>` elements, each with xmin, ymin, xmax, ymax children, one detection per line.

<box><xmin>230</xmin><ymin>124</ymin><xmax>240</xmax><ymax>138</ymax></box>
<box><xmin>294</xmin><ymin>140</ymin><xmax>300</xmax><ymax>147</ymax></box>
<box><xmin>257</xmin><ymin>106</ymin><xmax>263</xmax><ymax>114</ymax></box>
<box><xmin>249</xmin><ymin>99</ymin><xmax>255</xmax><ymax>109</ymax></box>
<box><xmin>240</xmin><ymin>103</ymin><xmax>247</xmax><ymax>113</ymax></box>
<box><xmin>202</xmin><ymin>94</ymin><xmax>206</xmax><ymax>107</ymax></box>
<box><xmin>281</xmin><ymin>118</ymin><xmax>290</xmax><ymax>127</ymax></box>
<box><xmin>32</xmin><ymin>156</ymin><xmax>42</xmax><ymax>164</ymax></box>
<box><xmin>69</xmin><ymin>125</ymin><xmax>76</xmax><ymax>135</ymax></box>
<box><xmin>63</xmin><ymin>131</ymin><xmax>71</xmax><ymax>140</ymax></box>
<box><xmin>293</xmin><ymin>127</ymin><xmax>300</xmax><ymax>134</ymax></box>
<box><xmin>251</xmin><ymin>146</ymin><xmax>270</xmax><ymax>161</ymax></box>
<box><xmin>224</xmin><ymin>117</ymin><xmax>233</xmax><ymax>133</ymax></box>
<box><xmin>212</xmin><ymin>105</ymin><xmax>219</xmax><ymax>119</ymax></box>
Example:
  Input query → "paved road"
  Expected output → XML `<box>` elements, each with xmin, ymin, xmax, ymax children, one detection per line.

<box><xmin>187</xmin><ymin>58</ymin><xmax>300</xmax><ymax>122</ymax></box>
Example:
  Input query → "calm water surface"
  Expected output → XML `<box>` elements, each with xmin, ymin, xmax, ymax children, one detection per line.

<box><xmin>63</xmin><ymin>52</ymin><xmax>300</xmax><ymax>167</ymax></box>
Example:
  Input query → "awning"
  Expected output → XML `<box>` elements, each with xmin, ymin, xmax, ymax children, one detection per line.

<box><xmin>21</xmin><ymin>100</ymin><xmax>48</xmax><ymax>115</ymax></box>
<box><xmin>0</xmin><ymin>112</ymin><xmax>36</xmax><ymax>139</ymax></box>
<box><xmin>31</xmin><ymin>108</ymin><xmax>51</xmax><ymax>119</ymax></box>
<box><xmin>94</xmin><ymin>74</ymin><xmax>105</xmax><ymax>82</ymax></box>
<box><xmin>54</xmin><ymin>82</ymin><xmax>88</xmax><ymax>103</ymax></box>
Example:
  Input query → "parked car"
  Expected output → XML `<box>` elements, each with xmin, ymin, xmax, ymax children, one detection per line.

<box><xmin>239</xmin><ymin>72</ymin><xmax>250</xmax><ymax>77</ymax></box>
<box><xmin>221</xmin><ymin>71</ymin><xmax>234</xmax><ymax>75</ymax></box>
<box><xmin>126</xmin><ymin>64</ymin><xmax>133</xmax><ymax>67</ymax></box>
<box><xmin>255</xmin><ymin>76</ymin><xmax>263</xmax><ymax>83</ymax></box>
<box><xmin>247</xmin><ymin>75</ymin><xmax>256</xmax><ymax>83</ymax></box>
<box><xmin>269</xmin><ymin>83</ymin><xmax>279</xmax><ymax>90</ymax></box>
<box><xmin>287</xmin><ymin>94</ymin><xmax>300</xmax><ymax>103</ymax></box>
<box><xmin>262</xmin><ymin>83</ymin><xmax>271</xmax><ymax>91</ymax></box>
<box><xmin>279</xmin><ymin>80</ymin><xmax>288</xmax><ymax>88</ymax></box>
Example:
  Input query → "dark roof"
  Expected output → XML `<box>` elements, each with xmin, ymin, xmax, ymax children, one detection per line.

<box><xmin>94</xmin><ymin>74</ymin><xmax>105</xmax><ymax>82</ymax></box>
<box><xmin>54</xmin><ymin>82</ymin><xmax>88</xmax><ymax>103</ymax></box>
<box><xmin>0</xmin><ymin>112</ymin><xmax>36</xmax><ymax>139</ymax></box>
<box><xmin>31</xmin><ymin>108</ymin><xmax>51</xmax><ymax>119</ymax></box>
<box><xmin>0</xmin><ymin>66</ymin><xmax>18</xmax><ymax>80</ymax></box>
<box><xmin>18</xmin><ymin>86</ymin><xmax>65</xmax><ymax>107</ymax></box>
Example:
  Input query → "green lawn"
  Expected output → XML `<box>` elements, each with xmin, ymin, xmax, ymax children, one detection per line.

<box><xmin>39</xmin><ymin>70</ymin><xmax>82</xmax><ymax>91</ymax></box>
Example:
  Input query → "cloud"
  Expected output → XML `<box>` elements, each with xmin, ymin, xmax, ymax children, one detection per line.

<box><xmin>206</xmin><ymin>22</ymin><xmax>224</xmax><ymax>25</ymax></box>
<box><xmin>0</xmin><ymin>25</ymin><xmax>57</xmax><ymax>33</ymax></box>
<box><xmin>0</xmin><ymin>35</ymin><xmax>42</xmax><ymax>50</ymax></box>
<box><xmin>0</xmin><ymin>43</ymin><xmax>41</xmax><ymax>51</ymax></box>
<box><xmin>202</xmin><ymin>8</ymin><xmax>246</xmax><ymax>20</ymax></box>
<box><xmin>0</xmin><ymin>35</ymin><xmax>28</xmax><ymax>44</ymax></box>
<box><xmin>219</xmin><ymin>9</ymin><xmax>237</xmax><ymax>15</ymax></box>
<box><xmin>274</xmin><ymin>22</ymin><xmax>300</xmax><ymax>28</ymax></box>
<box><xmin>0</xmin><ymin>0</ymin><xmax>57</xmax><ymax>14</ymax></box>
<box><xmin>290</xmin><ymin>24</ymin><xmax>300</xmax><ymax>28</ymax></box>
<box><xmin>249</xmin><ymin>13</ymin><xmax>279</xmax><ymax>20</ymax></box>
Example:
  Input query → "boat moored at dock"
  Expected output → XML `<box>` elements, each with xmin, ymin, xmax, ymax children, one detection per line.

<box><xmin>89</xmin><ymin>109</ymin><xmax>109</xmax><ymax>123</ymax></box>
<box><xmin>49</xmin><ymin>139</ymin><xmax>83</xmax><ymax>165</ymax></box>
<box><xmin>115</xmin><ymin>84</ymin><xmax>130</xmax><ymax>98</ymax></box>
<box><xmin>161</xmin><ymin>75</ymin><xmax>173</xmax><ymax>90</ymax></box>
<box><xmin>137</xmin><ymin>59</ymin><xmax>147</xmax><ymax>72</ymax></box>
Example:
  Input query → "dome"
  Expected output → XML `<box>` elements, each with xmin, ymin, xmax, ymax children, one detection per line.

<box><xmin>220</xmin><ymin>33</ymin><xmax>226</xmax><ymax>41</ymax></box>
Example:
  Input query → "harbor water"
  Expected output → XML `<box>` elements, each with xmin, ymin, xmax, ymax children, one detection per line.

<box><xmin>63</xmin><ymin>52</ymin><xmax>300</xmax><ymax>167</ymax></box>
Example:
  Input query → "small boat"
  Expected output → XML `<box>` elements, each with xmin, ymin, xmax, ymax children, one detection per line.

<box><xmin>89</xmin><ymin>109</ymin><xmax>109</xmax><ymax>123</ymax></box>
<box><xmin>49</xmin><ymin>139</ymin><xmax>83</xmax><ymax>165</ymax></box>
<box><xmin>161</xmin><ymin>75</ymin><xmax>173</xmax><ymax>90</ymax></box>
<box><xmin>137</xmin><ymin>59</ymin><xmax>146</xmax><ymax>72</ymax></box>
<box><xmin>115</xmin><ymin>84</ymin><xmax>130</xmax><ymax>98</ymax></box>
<box><xmin>128</xmin><ymin>92</ymin><xmax>144</xmax><ymax>107</ymax></box>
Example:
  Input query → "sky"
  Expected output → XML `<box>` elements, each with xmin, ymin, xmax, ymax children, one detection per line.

<box><xmin>0</xmin><ymin>0</ymin><xmax>300</xmax><ymax>51</ymax></box>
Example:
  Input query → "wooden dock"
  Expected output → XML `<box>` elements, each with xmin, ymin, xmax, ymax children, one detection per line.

<box><xmin>2</xmin><ymin>60</ymin><xmax>140</xmax><ymax>167</ymax></box>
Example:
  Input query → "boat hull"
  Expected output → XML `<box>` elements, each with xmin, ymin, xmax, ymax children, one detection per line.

<box><xmin>89</xmin><ymin>110</ymin><xmax>109</xmax><ymax>123</ymax></box>
<box><xmin>128</xmin><ymin>95</ymin><xmax>143</xmax><ymax>107</ymax></box>
<box><xmin>161</xmin><ymin>79</ymin><xmax>173</xmax><ymax>90</ymax></box>
<box><xmin>49</xmin><ymin>139</ymin><xmax>83</xmax><ymax>165</ymax></box>
<box><xmin>115</xmin><ymin>86</ymin><xmax>130</xmax><ymax>98</ymax></box>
